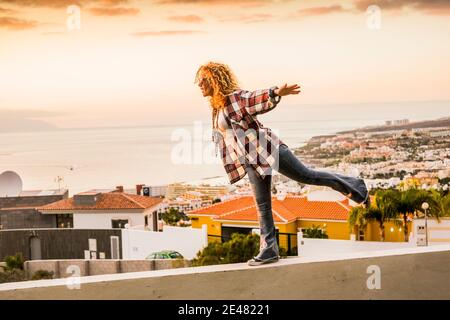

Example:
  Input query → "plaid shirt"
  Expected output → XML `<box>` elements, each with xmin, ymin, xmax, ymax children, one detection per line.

<box><xmin>213</xmin><ymin>87</ymin><xmax>284</xmax><ymax>184</ymax></box>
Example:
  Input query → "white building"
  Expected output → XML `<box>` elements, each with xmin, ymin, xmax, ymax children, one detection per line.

<box><xmin>38</xmin><ymin>190</ymin><xmax>164</xmax><ymax>230</ymax></box>
<box><xmin>143</xmin><ymin>185</ymin><xmax>167</xmax><ymax>197</ymax></box>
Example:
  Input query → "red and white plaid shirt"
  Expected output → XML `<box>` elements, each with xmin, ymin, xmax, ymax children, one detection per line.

<box><xmin>213</xmin><ymin>87</ymin><xmax>285</xmax><ymax>184</ymax></box>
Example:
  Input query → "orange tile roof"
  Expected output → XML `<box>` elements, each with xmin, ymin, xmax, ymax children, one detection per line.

<box><xmin>217</xmin><ymin>206</ymin><xmax>286</xmax><ymax>223</ymax></box>
<box><xmin>186</xmin><ymin>196</ymin><xmax>256</xmax><ymax>215</ymax></box>
<box><xmin>38</xmin><ymin>192</ymin><xmax>163</xmax><ymax>211</ymax></box>
<box><xmin>187</xmin><ymin>195</ymin><xmax>352</xmax><ymax>222</ymax></box>
<box><xmin>280</xmin><ymin>196</ymin><xmax>350</xmax><ymax>221</ymax></box>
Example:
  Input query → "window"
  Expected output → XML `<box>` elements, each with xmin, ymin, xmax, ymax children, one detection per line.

<box><xmin>56</xmin><ymin>214</ymin><xmax>73</xmax><ymax>228</ymax></box>
<box><xmin>111</xmin><ymin>219</ymin><xmax>128</xmax><ymax>229</ymax></box>
<box><xmin>168</xmin><ymin>252</ymin><xmax>182</xmax><ymax>259</ymax></box>
<box><xmin>359</xmin><ymin>230</ymin><xmax>365</xmax><ymax>241</ymax></box>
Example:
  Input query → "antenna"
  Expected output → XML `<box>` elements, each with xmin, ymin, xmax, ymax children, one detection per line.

<box><xmin>54</xmin><ymin>176</ymin><xmax>64</xmax><ymax>190</ymax></box>
<box><xmin>0</xmin><ymin>171</ymin><xmax>23</xmax><ymax>197</ymax></box>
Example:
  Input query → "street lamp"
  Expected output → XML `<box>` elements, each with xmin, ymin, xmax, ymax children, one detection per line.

<box><xmin>421</xmin><ymin>202</ymin><xmax>429</xmax><ymax>246</ymax></box>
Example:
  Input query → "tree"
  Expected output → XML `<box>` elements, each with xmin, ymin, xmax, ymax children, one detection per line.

<box><xmin>348</xmin><ymin>206</ymin><xmax>369</xmax><ymax>237</ymax></box>
<box><xmin>161</xmin><ymin>208</ymin><xmax>188</xmax><ymax>226</ymax></box>
<box><xmin>397</xmin><ymin>188</ymin><xmax>435</xmax><ymax>241</ymax></box>
<box><xmin>372</xmin><ymin>189</ymin><xmax>401</xmax><ymax>241</ymax></box>
<box><xmin>429</xmin><ymin>189</ymin><xmax>450</xmax><ymax>219</ymax></box>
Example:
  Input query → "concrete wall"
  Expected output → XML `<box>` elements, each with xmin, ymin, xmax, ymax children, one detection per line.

<box><xmin>297</xmin><ymin>236</ymin><xmax>414</xmax><ymax>258</ymax></box>
<box><xmin>23</xmin><ymin>259</ymin><xmax>192</xmax><ymax>278</ymax></box>
<box><xmin>1</xmin><ymin>245</ymin><xmax>450</xmax><ymax>299</ymax></box>
<box><xmin>0</xmin><ymin>208</ymin><xmax>56</xmax><ymax>229</ymax></box>
<box><xmin>413</xmin><ymin>218</ymin><xmax>450</xmax><ymax>243</ymax></box>
<box><xmin>121</xmin><ymin>225</ymin><xmax>208</xmax><ymax>260</ymax></box>
<box><xmin>73</xmin><ymin>213</ymin><xmax>145</xmax><ymax>229</ymax></box>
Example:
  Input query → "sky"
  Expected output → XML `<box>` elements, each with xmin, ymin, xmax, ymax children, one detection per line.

<box><xmin>0</xmin><ymin>0</ymin><xmax>450</xmax><ymax>130</ymax></box>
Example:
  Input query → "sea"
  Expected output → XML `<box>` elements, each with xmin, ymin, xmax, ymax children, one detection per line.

<box><xmin>1</xmin><ymin>101</ymin><xmax>449</xmax><ymax>195</ymax></box>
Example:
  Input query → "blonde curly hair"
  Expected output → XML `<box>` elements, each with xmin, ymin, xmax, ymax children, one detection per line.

<box><xmin>194</xmin><ymin>61</ymin><xmax>240</xmax><ymax>130</ymax></box>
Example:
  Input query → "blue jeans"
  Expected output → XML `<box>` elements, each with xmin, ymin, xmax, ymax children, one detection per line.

<box><xmin>245</xmin><ymin>143</ymin><xmax>368</xmax><ymax>260</ymax></box>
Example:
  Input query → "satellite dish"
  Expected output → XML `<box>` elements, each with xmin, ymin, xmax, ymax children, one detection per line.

<box><xmin>0</xmin><ymin>171</ymin><xmax>23</xmax><ymax>197</ymax></box>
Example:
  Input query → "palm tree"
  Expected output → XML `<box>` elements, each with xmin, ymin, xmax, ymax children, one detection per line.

<box><xmin>372</xmin><ymin>190</ymin><xmax>401</xmax><ymax>241</ymax></box>
<box><xmin>348</xmin><ymin>206</ymin><xmax>369</xmax><ymax>239</ymax></box>
<box><xmin>396</xmin><ymin>188</ymin><xmax>430</xmax><ymax>241</ymax></box>
<box><xmin>428</xmin><ymin>189</ymin><xmax>450</xmax><ymax>220</ymax></box>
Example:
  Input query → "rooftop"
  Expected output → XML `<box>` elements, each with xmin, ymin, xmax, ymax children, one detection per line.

<box><xmin>9</xmin><ymin>189</ymin><xmax>68</xmax><ymax>197</ymax></box>
<box><xmin>38</xmin><ymin>192</ymin><xmax>163</xmax><ymax>212</ymax></box>
<box><xmin>187</xmin><ymin>195</ymin><xmax>357</xmax><ymax>223</ymax></box>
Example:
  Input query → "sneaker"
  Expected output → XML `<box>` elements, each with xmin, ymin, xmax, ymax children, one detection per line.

<box><xmin>247</xmin><ymin>255</ymin><xmax>279</xmax><ymax>266</ymax></box>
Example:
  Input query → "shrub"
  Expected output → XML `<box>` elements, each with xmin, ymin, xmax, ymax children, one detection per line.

<box><xmin>0</xmin><ymin>269</ymin><xmax>27</xmax><ymax>284</ymax></box>
<box><xmin>4</xmin><ymin>253</ymin><xmax>24</xmax><ymax>271</ymax></box>
<box><xmin>303</xmin><ymin>225</ymin><xmax>329</xmax><ymax>239</ymax></box>
<box><xmin>192</xmin><ymin>233</ymin><xmax>260</xmax><ymax>266</ymax></box>
<box><xmin>31</xmin><ymin>270</ymin><xmax>54</xmax><ymax>280</ymax></box>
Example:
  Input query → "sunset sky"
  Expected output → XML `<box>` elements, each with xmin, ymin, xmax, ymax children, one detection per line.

<box><xmin>1</xmin><ymin>0</ymin><xmax>449</xmax><ymax>129</ymax></box>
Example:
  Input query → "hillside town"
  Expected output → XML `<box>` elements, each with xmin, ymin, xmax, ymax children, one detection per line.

<box><xmin>293</xmin><ymin>118</ymin><xmax>450</xmax><ymax>190</ymax></box>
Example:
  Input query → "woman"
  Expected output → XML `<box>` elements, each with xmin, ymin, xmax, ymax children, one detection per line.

<box><xmin>195</xmin><ymin>61</ymin><xmax>370</xmax><ymax>266</ymax></box>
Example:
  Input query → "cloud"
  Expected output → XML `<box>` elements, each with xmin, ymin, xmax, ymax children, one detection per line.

<box><xmin>89</xmin><ymin>6</ymin><xmax>139</xmax><ymax>16</ymax></box>
<box><xmin>218</xmin><ymin>13</ymin><xmax>273</xmax><ymax>23</ymax></box>
<box><xmin>154</xmin><ymin>0</ymin><xmax>292</xmax><ymax>8</ymax></box>
<box><xmin>297</xmin><ymin>5</ymin><xmax>344</xmax><ymax>17</ymax></box>
<box><xmin>167</xmin><ymin>14</ymin><xmax>204</xmax><ymax>23</ymax></box>
<box><xmin>354</xmin><ymin>0</ymin><xmax>450</xmax><ymax>15</ymax></box>
<box><xmin>0</xmin><ymin>0</ymin><xmax>130</xmax><ymax>8</ymax></box>
<box><xmin>0</xmin><ymin>16</ymin><xmax>37</xmax><ymax>29</ymax></box>
<box><xmin>0</xmin><ymin>0</ymin><xmax>80</xmax><ymax>8</ymax></box>
<box><xmin>131</xmin><ymin>30</ymin><xmax>205</xmax><ymax>36</ymax></box>
<box><xmin>41</xmin><ymin>31</ymin><xmax>66</xmax><ymax>35</ymax></box>
<box><xmin>0</xmin><ymin>6</ymin><xmax>16</xmax><ymax>13</ymax></box>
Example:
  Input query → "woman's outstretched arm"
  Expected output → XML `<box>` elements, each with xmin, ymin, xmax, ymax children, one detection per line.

<box><xmin>238</xmin><ymin>83</ymin><xmax>301</xmax><ymax>116</ymax></box>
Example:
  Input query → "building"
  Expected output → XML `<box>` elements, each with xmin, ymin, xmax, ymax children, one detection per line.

<box><xmin>0</xmin><ymin>189</ymin><xmax>68</xmax><ymax>230</ymax></box>
<box><xmin>142</xmin><ymin>185</ymin><xmax>167</xmax><ymax>197</ymax></box>
<box><xmin>165</xmin><ymin>183</ymin><xmax>229</xmax><ymax>200</ymax></box>
<box><xmin>38</xmin><ymin>190</ymin><xmax>163</xmax><ymax>231</ymax></box>
<box><xmin>187</xmin><ymin>191</ymin><xmax>407</xmax><ymax>254</ymax></box>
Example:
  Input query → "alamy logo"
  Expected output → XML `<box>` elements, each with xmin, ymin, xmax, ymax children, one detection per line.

<box><xmin>67</xmin><ymin>5</ymin><xmax>81</xmax><ymax>31</ymax></box>
<box><xmin>366</xmin><ymin>265</ymin><xmax>381</xmax><ymax>290</ymax></box>
<box><xmin>170</xmin><ymin>121</ymin><xmax>281</xmax><ymax>170</ymax></box>
<box><xmin>66</xmin><ymin>265</ymin><xmax>81</xmax><ymax>290</ymax></box>
<box><xmin>366</xmin><ymin>5</ymin><xmax>381</xmax><ymax>30</ymax></box>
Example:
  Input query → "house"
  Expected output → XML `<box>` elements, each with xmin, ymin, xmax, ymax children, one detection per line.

<box><xmin>186</xmin><ymin>190</ymin><xmax>406</xmax><ymax>253</ymax></box>
<box><xmin>0</xmin><ymin>189</ymin><xmax>68</xmax><ymax>230</ymax></box>
<box><xmin>38</xmin><ymin>189</ymin><xmax>163</xmax><ymax>230</ymax></box>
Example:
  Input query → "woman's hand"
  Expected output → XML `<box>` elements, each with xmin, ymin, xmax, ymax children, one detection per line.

<box><xmin>274</xmin><ymin>83</ymin><xmax>301</xmax><ymax>97</ymax></box>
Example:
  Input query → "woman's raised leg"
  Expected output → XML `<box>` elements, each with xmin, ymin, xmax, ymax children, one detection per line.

<box><xmin>276</xmin><ymin>144</ymin><xmax>369</xmax><ymax>204</ymax></box>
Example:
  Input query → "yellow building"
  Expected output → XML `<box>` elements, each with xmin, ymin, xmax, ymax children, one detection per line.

<box><xmin>186</xmin><ymin>195</ymin><xmax>409</xmax><ymax>254</ymax></box>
